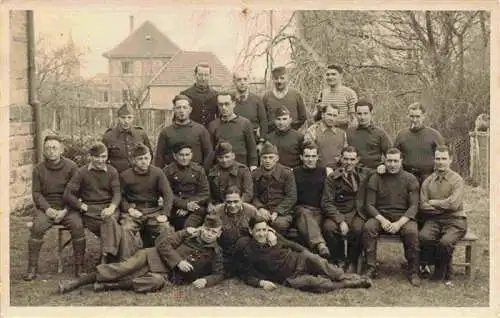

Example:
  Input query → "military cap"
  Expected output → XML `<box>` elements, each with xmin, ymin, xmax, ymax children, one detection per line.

<box><xmin>88</xmin><ymin>142</ymin><xmax>107</xmax><ymax>156</ymax></box>
<box><xmin>132</xmin><ymin>143</ymin><xmax>150</xmax><ymax>158</ymax></box>
<box><xmin>172</xmin><ymin>142</ymin><xmax>192</xmax><ymax>154</ymax></box>
<box><xmin>215</xmin><ymin>141</ymin><xmax>233</xmax><ymax>157</ymax></box>
<box><xmin>260</xmin><ymin>141</ymin><xmax>278</xmax><ymax>155</ymax></box>
<box><xmin>117</xmin><ymin>103</ymin><xmax>134</xmax><ymax>116</ymax></box>
<box><xmin>271</xmin><ymin>66</ymin><xmax>287</xmax><ymax>77</ymax></box>
<box><xmin>274</xmin><ymin>105</ymin><xmax>291</xmax><ymax>117</ymax></box>
<box><xmin>44</xmin><ymin>134</ymin><xmax>63</xmax><ymax>144</ymax></box>
<box><xmin>203</xmin><ymin>214</ymin><xmax>223</xmax><ymax>228</ymax></box>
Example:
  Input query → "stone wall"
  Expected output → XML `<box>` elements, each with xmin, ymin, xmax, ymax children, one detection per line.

<box><xmin>9</xmin><ymin>11</ymin><xmax>35</xmax><ymax>214</ymax></box>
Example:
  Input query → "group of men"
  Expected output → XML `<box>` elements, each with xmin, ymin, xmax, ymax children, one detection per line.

<box><xmin>25</xmin><ymin>63</ymin><xmax>467</xmax><ymax>295</ymax></box>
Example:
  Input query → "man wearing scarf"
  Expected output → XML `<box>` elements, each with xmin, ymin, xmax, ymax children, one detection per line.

<box><xmin>180</xmin><ymin>63</ymin><xmax>219</xmax><ymax>126</ymax></box>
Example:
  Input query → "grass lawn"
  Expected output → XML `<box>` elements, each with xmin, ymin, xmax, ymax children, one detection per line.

<box><xmin>9</xmin><ymin>185</ymin><xmax>489</xmax><ymax>307</ymax></box>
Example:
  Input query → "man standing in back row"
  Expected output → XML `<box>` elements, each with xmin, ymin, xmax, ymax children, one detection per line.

<box><xmin>263</xmin><ymin>66</ymin><xmax>308</xmax><ymax>133</ymax></box>
<box><xmin>180</xmin><ymin>63</ymin><xmax>219</xmax><ymax>126</ymax></box>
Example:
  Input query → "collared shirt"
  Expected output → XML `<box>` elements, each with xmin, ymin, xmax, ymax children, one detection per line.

<box><xmin>420</xmin><ymin>168</ymin><xmax>464</xmax><ymax>213</ymax></box>
<box><xmin>208</xmin><ymin>161</ymin><xmax>253</xmax><ymax>204</ymax></box>
<box><xmin>304</xmin><ymin>121</ymin><xmax>347</xmax><ymax>168</ymax></box>
<box><xmin>88</xmin><ymin>162</ymin><xmax>108</xmax><ymax>172</ymax></box>
<box><xmin>235</xmin><ymin>90</ymin><xmax>250</xmax><ymax>102</ymax></box>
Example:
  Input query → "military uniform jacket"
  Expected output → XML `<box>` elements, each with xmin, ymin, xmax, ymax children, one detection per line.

<box><xmin>251</xmin><ymin>163</ymin><xmax>297</xmax><ymax>216</ymax></box>
<box><xmin>208</xmin><ymin>162</ymin><xmax>253</xmax><ymax>204</ymax></box>
<box><xmin>321</xmin><ymin>166</ymin><xmax>373</xmax><ymax>223</ymax></box>
<box><xmin>102</xmin><ymin>126</ymin><xmax>153</xmax><ymax>173</ymax></box>
<box><xmin>163</xmin><ymin>162</ymin><xmax>210</xmax><ymax>213</ymax></box>
<box><xmin>146</xmin><ymin>229</ymin><xmax>224</xmax><ymax>287</ymax></box>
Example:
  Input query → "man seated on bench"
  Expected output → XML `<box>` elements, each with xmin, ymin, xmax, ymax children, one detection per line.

<box><xmin>419</xmin><ymin>145</ymin><xmax>467</xmax><ymax>283</ymax></box>
<box><xmin>251</xmin><ymin>141</ymin><xmax>297</xmax><ymax>237</ymax></box>
<box><xmin>234</xmin><ymin>215</ymin><xmax>372</xmax><ymax>293</ymax></box>
<box><xmin>63</xmin><ymin>142</ymin><xmax>135</xmax><ymax>264</ymax></box>
<box><xmin>120</xmin><ymin>143</ymin><xmax>175</xmax><ymax>247</ymax></box>
<box><xmin>362</xmin><ymin>148</ymin><xmax>421</xmax><ymax>286</ymax></box>
<box><xmin>24</xmin><ymin>135</ymin><xmax>84</xmax><ymax>280</ymax></box>
<box><xmin>59</xmin><ymin>214</ymin><xmax>224</xmax><ymax>294</ymax></box>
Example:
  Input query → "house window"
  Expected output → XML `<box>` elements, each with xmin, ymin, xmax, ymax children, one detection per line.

<box><xmin>122</xmin><ymin>89</ymin><xmax>131</xmax><ymax>102</ymax></box>
<box><xmin>121</xmin><ymin>61</ymin><xmax>133</xmax><ymax>74</ymax></box>
<box><xmin>103</xmin><ymin>91</ymin><xmax>109</xmax><ymax>102</ymax></box>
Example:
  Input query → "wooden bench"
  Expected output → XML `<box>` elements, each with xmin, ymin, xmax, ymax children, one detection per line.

<box><xmin>358</xmin><ymin>232</ymin><xmax>479</xmax><ymax>280</ymax></box>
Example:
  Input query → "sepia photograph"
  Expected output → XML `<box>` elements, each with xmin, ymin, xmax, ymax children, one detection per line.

<box><xmin>4</xmin><ymin>5</ymin><xmax>492</xmax><ymax>313</ymax></box>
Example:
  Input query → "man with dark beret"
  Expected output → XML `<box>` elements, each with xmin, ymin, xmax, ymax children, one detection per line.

<box><xmin>207</xmin><ymin>91</ymin><xmax>258</xmax><ymax>170</ymax></box>
<box><xmin>180</xmin><ymin>63</ymin><xmax>219</xmax><ymax>126</ymax></box>
<box><xmin>102</xmin><ymin>103</ymin><xmax>153</xmax><ymax>173</ymax></box>
<box><xmin>59</xmin><ymin>214</ymin><xmax>224</xmax><ymax>294</ymax></box>
<box><xmin>120</xmin><ymin>143</ymin><xmax>175</xmax><ymax>248</ymax></box>
<box><xmin>24</xmin><ymin>135</ymin><xmax>84</xmax><ymax>280</ymax></box>
<box><xmin>251</xmin><ymin>141</ymin><xmax>297</xmax><ymax>236</ymax></box>
<box><xmin>63</xmin><ymin>142</ymin><xmax>136</xmax><ymax>263</ymax></box>
<box><xmin>155</xmin><ymin>94</ymin><xmax>213</xmax><ymax>170</ymax></box>
<box><xmin>207</xmin><ymin>142</ymin><xmax>253</xmax><ymax>212</ymax></box>
<box><xmin>163</xmin><ymin>142</ymin><xmax>211</xmax><ymax>231</ymax></box>
<box><xmin>263</xmin><ymin>66</ymin><xmax>308</xmax><ymax>133</ymax></box>
<box><xmin>266</xmin><ymin>105</ymin><xmax>304</xmax><ymax>168</ymax></box>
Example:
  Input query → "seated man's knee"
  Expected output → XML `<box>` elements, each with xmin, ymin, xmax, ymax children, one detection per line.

<box><xmin>362</xmin><ymin>218</ymin><xmax>380</xmax><ymax>233</ymax></box>
<box><xmin>322</xmin><ymin>219</ymin><xmax>338</xmax><ymax>235</ymax></box>
<box><xmin>295</xmin><ymin>206</ymin><xmax>311</xmax><ymax>218</ymax></box>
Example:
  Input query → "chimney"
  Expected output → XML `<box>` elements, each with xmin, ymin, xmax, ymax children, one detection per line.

<box><xmin>129</xmin><ymin>15</ymin><xmax>134</xmax><ymax>34</ymax></box>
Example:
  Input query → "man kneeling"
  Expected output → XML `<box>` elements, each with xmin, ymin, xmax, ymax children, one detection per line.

<box><xmin>234</xmin><ymin>216</ymin><xmax>372</xmax><ymax>293</ymax></box>
<box><xmin>59</xmin><ymin>214</ymin><xmax>224</xmax><ymax>294</ymax></box>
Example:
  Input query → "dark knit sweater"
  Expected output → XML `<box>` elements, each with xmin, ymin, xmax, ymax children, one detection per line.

<box><xmin>263</xmin><ymin>88</ymin><xmax>308</xmax><ymax>132</ymax></box>
<box><xmin>63</xmin><ymin>164</ymin><xmax>121</xmax><ymax>210</ymax></box>
<box><xmin>32</xmin><ymin>157</ymin><xmax>78</xmax><ymax>211</ymax></box>
<box><xmin>207</xmin><ymin>116</ymin><xmax>258</xmax><ymax>167</ymax></box>
<box><xmin>154</xmin><ymin>121</ymin><xmax>213</xmax><ymax>169</ymax></box>
<box><xmin>234</xmin><ymin>92</ymin><xmax>268</xmax><ymax>137</ymax></box>
<box><xmin>294</xmin><ymin>166</ymin><xmax>326</xmax><ymax>208</ymax></box>
<box><xmin>119</xmin><ymin>165</ymin><xmax>173</xmax><ymax>216</ymax></box>
<box><xmin>394</xmin><ymin>126</ymin><xmax>445</xmax><ymax>174</ymax></box>
<box><xmin>266</xmin><ymin>128</ymin><xmax>304</xmax><ymax>168</ymax></box>
<box><xmin>180</xmin><ymin>84</ymin><xmax>219</xmax><ymax>126</ymax></box>
<box><xmin>365</xmin><ymin>170</ymin><xmax>419</xmax><ymax>219</ymax></box>
<box><xmin>346</xmin><ymin>124</ymin><xmax>392</xmax><ymax>168</ymax></box>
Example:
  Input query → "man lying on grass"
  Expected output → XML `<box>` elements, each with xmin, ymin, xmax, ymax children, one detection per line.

<box><xmin>58</xmin><ymin>214</ymin><xmax>224</xmax><ymax>294</ymax></box>
<box><xmin>234</xmin><ymin>215</ymin><xmax>372</xmax><ymax>293</ymax></box>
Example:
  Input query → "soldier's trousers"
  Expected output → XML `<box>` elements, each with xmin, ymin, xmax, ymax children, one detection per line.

<box><xmin>419</xmin><ymin>216</ymin><xmax>467</xmax><ymax>269</ymax></box>
<box><xmin>362</xmin><ymin>217</ymin><xmax>420</xmax><ymax>274</ymax></box>
<box><xmin>284</xmin><ymin>251</ymin><xmax>345</xmax><ymax>293</ymax></box>
<box><xmin>170</xmin><ymin>207</ymin><xmax>207</xmax><ymax>231</ymax></box>
<box><xmin>96</xmin><ymin>248</ymin><xmax>168</xmax><ymax>293</ymax></box>
<box><xmin>31</xmin><ymin>208</ymin><xmax>85</xmax><ymax>241</ymax></box>
<box><xmin>81</xmin><ymin>205</ymin><xmax>138</xmax><ymax>260</ymax></box>
<box><xmin>270</xmin><ymin>215</ymin><xmax>293</xmax><ymax>236</ymax></box>
<box><xmin>323</xmin><ymin>212</ymin><xmax>365</xmax><ymax>265</ymax></box>
<box><xmin>121</xmin><ymin>208</ymin><xmax>174</xmax><ymax>247</ymax></box>
<box><xmin>294</xmin><ymin>205</ymin><xmax>325</xmax><ymax>249</ymax></box>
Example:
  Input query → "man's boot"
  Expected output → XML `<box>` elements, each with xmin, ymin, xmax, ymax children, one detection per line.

<box><xmin>93</xmin><ymin>280</ymin><xmax>134</xmax><ymax>292</ymax></box>
<box><xmin>341</xmin><ymin>276</ymin><xmax>373</xmax><ymax>289</ymax></box>
<box><xmin>23</xmin><ymin>238</ymin><xmax>43</xmax><ymax>281</ymax></box>
<box><xmin>73</xmin><ymin>237</ymin><xmax>86</xmax><ymax>278</ymax></box>
<box><xmin>58</xmin><ymin>272</ymin><xmax>97</xmax><ymax>294</ymax></box>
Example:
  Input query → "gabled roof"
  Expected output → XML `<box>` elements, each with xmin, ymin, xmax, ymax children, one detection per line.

<box><xmin>103</xmin><ymin>20</ymin><xmax>181</xmax><ymax>59</ymax></box>
<box><xmin>149</xmin><ymin>51</ymin><xmax>233</xmax><ymax>87</ymax></box>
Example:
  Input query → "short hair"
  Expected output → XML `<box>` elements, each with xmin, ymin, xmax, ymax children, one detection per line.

<box><xmin>386</xmin><ymin>147</ymin><xmax>402</xmax><ymax>158</ymax></box>
<box><xmin>314</xmin><ymin>104</ymin><xmax>340</xmax><ymax>121</ymax></box>
<box><xmin>302</xmin><ymin>141</ymin><xmax>319</xmax><ymax>154</ymax></box>
<box><xmin>172</xmin><ymin>94</ymin><xmax>192</xmax><ymax>106</ymax></box>
<box><xmin>194</xmin><ymin>63</ymin><xmax>211</xmax><ymax>74</ymax></box>
<box><xmin>435</xmin><ymin>145</ymin><xmax>452</xmax><ymax>156</ymax></box>
<box><xmin>216</xmin><ymin>90</ymin><xmax>236</xmax><ymax>102</ymax></box>
<box><xmin>44</xmin><ymin>135</ymin><xmax>62</xmax><ymax>144</ymax></box>
<box><xmin>248</xmin><ymin>215</ymin><xmax>268</xmax><ymax>230</ymax></box>
<box><xmin>408</xmin><ymin>102</ymin><xmax>426</xmax><ymax>114</ymax></box>
<box><xmin>224</xmin><ymin>185</ymin><xmax>242</xmax><ymax>198</ymax></box>
<box><xmin>342</xmin><ymin>146</ymin><xmax>358</xmax><ymax>156</ymax></box>
<box><xmin>326</xmin><ymin>64</ymin><xmax>343</xmax><ymax>74</ymax></box>
<box><xmin>354</xmin><ymin>99</ymin><xmax>373</xmax><ymax>112</ymax></box>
